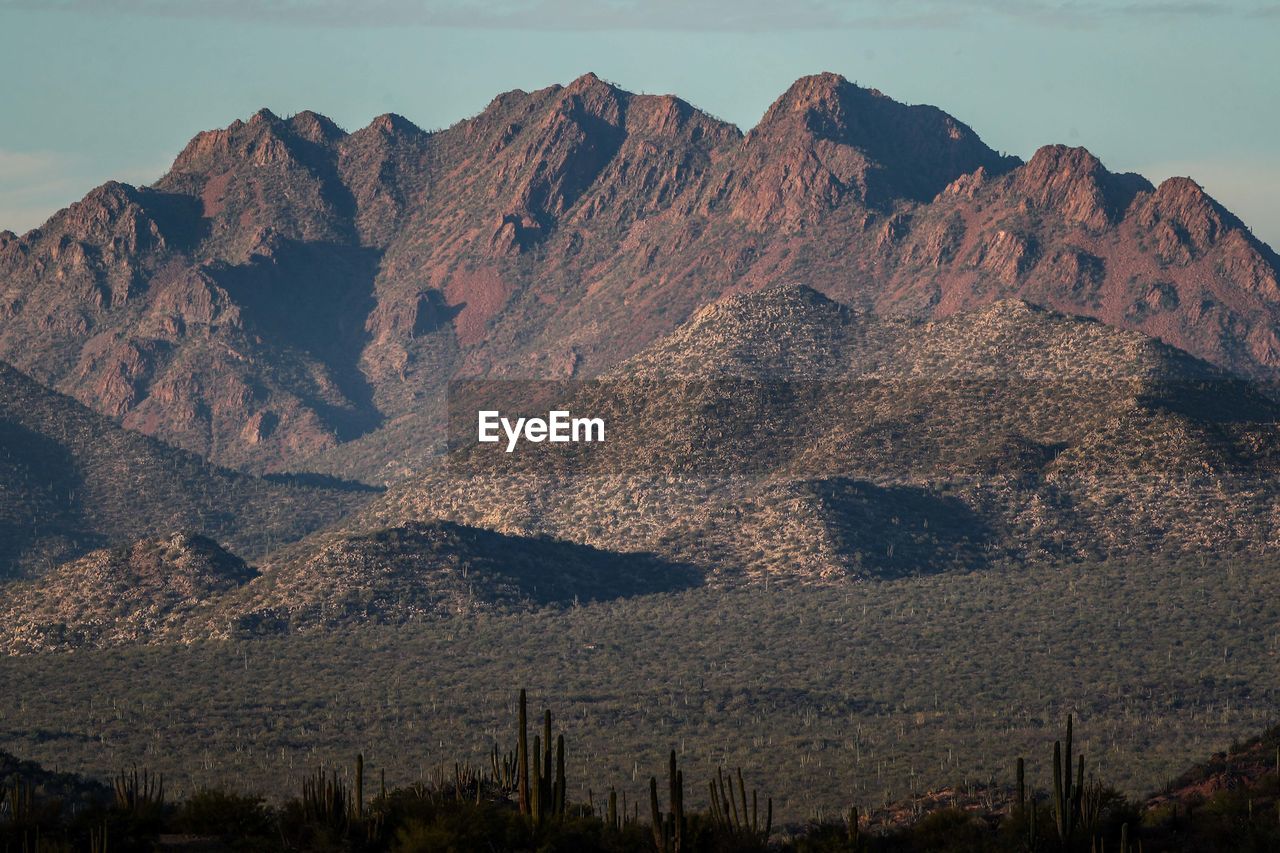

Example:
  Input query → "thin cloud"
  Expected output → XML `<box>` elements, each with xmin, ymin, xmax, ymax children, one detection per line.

<box><xmin>6</xmin><ymin>0</ymin><xmax>1278</xmax><ymax>30</ymax></box>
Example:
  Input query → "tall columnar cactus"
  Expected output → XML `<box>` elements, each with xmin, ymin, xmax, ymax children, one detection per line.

<box><xmin>541</xmin><ymin>709</ymin><xmax>553</xmax><ymax>823</ymax></box>
<box><xmin>514</xmin><ymin>691</ymin><xmax>566</xmax><ymax>826</ymax></box>
<box><xmin>554</xmin><ymin>734</ymin><xmax>566</xmax><ymax>819</ymax></box>
<box><xmin>355</xmin><ymin>753</ymin><xmax>364</xmax><ymax>821</ymax></box>
<box><xmin>650</xmin><ymin>750</ymin><xmax>685</xmax><ymax>853</ymax></box>
<box><xmin>708</xmin><ymin>766</ymin><xmax>772</xmax><ymax>843</ymax></box>
<box><xmin>847</xmin><ymin>806</ymin><xmax>861</xmax><ymax>845</ymax></box>
<box><xmin>491</xmin><ymin>744</ymin><xmax>518</xmax><ymax>793</ymax></box>
<box><xmin>114</xmin><ymin>766</ymin><xmax>164</xmax><ymax>818</ymax></box>
<box><xmin>1015</xmin><ymin>755</ymin><xmax>1038</xmax><ymax>851</ymax></box>
<box><xmin>2</xmin><ymin>778</ymin><xmax>35</xmax><ymax>827</ymax></box>
<box><xmin>301</xmin><ymin>768</ymin><xmax>350</xmax><ymax>831</ymax></box>
<box><xmin>518</xmin><ymin>689</ymin><xmax>531</xmax><ymax>816</ymax></box>
<box><xmin>1052</xmin><ymin>715</ymin><xmax>1084</xmax><ymax>847</ymax></box>
<box><xmin>89</xmin><ymin>821</ymin><xmax>108</xmax><ymax>853</ymax></box>
<box><xmin>532</xmin><ymin>734</ymin><xmax>543</xmax><ymax>821</ymax></box>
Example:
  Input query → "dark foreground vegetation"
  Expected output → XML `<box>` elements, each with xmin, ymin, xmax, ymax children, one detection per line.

<box><xmin>4</xmin><ymin>691</ymin><xmax>1280</xmax><ymax>853</ymax></box>
<box><xmin>4</xmin><ymin>562</ymin><xmax>1279</xmax><ymax>822</ymax></box>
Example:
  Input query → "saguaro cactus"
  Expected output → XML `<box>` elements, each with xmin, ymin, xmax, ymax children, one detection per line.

<box><xmin>650</xmin><ymin>750</ymin><xmax>685</xmax><ymax>853</ymax></box>
<box><xmin>518</xmin><ymin>689</ymin><xmax>531</xmax><ymax>815</ymax></box>
<box><xmin>515</xmin><ymin>691</ymin><xmax>566</xmax><ymax>825</ymax></box>
<box><xmin>355</xmin><ymin>753</ymin><xmax>364</xmax><ymax>820</ymax></box>
<box><xmin>1052</xmin><ymin>715</ymin><xmax>1084</xmax><ymax>847</ymax></box>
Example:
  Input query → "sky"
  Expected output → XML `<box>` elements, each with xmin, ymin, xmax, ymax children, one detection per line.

<box><xmin>1</xmin><ymin>0</ymin><xmax>1277</xmax><ymax>248</ymax></box>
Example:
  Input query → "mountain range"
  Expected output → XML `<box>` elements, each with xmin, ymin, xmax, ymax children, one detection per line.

<box><xmin>2</xmin><ymin>72</ymin><xmax>1276</xmax><ymax>482</ymax></box>
<box><xmin>2</xmin><ymin>72</ymin><xmax>1280</xmax><ymax>651</ymax></box>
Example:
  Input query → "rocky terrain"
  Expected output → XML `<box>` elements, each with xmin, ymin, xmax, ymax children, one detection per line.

<box><xmin>0</xmin><ymin>519</ymin><xmax>697</xmax><ymax>653</ymax></box>
<box><xmin>196</xmin><ymin>520</ymin><xmax>697</xmax><ymax>637</ymax></box>
<box><xmin>5</xmin><ymin>283</ymin><xmax>1279</xmax><ymax>651</ymax></box>
<box><xmin>347</xmin><ymin>285</ymin><xmax>1280</xmax><ymax>585</ymax></box>
<box><xmin>0</xmin><ymin>359</ymin><xmax>368</xmax><ymax>577</ymax></box>
<box><xmin>3</xmin><ymin>72</ymin><xmax>1280</xmax><ymax>651</ymax></box>
<box><xmin>0</xmin><ymin>73</ymin><xmax>1276</xmax><ymax>481</ymax></box>
<box><xmin>0</xmin><ymin>532</ymin><xmax>255</xmax><ymax>654</ymax></box>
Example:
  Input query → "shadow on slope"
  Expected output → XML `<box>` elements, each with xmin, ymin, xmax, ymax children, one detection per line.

<box><xmin>220</xmin><ymin>520</ymin><xmax>702</xmax><ymax>635</ymax></box>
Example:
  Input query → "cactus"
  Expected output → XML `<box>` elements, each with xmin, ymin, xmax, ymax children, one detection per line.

<box><xmin>1015</xmin><ymin>754</ymin><xmax>1039</xmax><ymax>851</ymax></box>
<box><xmin>708</xmin><ymin>766</ymin><xmax>772</xmax><ymax>843</ymax></box>
<box><xmin>491</xmin><ymin>744</ymin><xmax>518</xmax><ymax>793</ymax></box>
<box><xmin>518</xmin><ymin>689</ymin><xmax>531</xmax><ymax>816</ymax></box>
<box><xmin>531</xmin><ymin>734</ymin><xmax>542</xmax><ymax>819</ymax></box>
<box><xmin>847</xmin><ymin>805</ymin><xmax>861</xmax><ymax>846</ymax></box>
<box><xmin>301</xmin><ymin>768</ymin><xmax>350</xmax><ymax>831</ymax></box>
<box><xmin>1029</xmin><ymin>797</ymin><xmax>1038</xmax><ymax>851</ymax></box>
<box><xmin>3</xmin><ymin>778</ymin><xmax>34</xmax><ymax>825</ymax></box>
<box><xmin>650</xmin><ymin>750</ymin><xmax>685</xmax><ymax>853</ymax></box>
<box><xmin>554</xmin><ymin>734</ymin><xmax>566</xmax><ymax>819</ymax></box>
<box><xmin>90</xmin><ymin>821</ymin><xmax>108</xmax><ymax>853</ymax></box>
<box><xmin>1052</xmin><ymin>715</ymin><xmax>1083</xmax><ymax>846</ymax></box>
<box><xmin>355</xmin><ymin>753</ymin><xmax>364</xmax><ymax>820</ymax></box>
<box><xmin>514</xmin><ymin>691</ymin><xmax>566</xmax><ymax>825</ymax></box>
<box><xmin>113</xmin><ymin>765</ymin><xmax>164</xmax><ymax>817</ymax></box>
<box><xmin>541</xmin><ymin>709</ymin><xmax>552</xmax><ymax>822</ymax></box>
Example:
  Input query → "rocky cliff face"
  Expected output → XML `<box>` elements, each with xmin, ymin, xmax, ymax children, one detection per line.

<box><xmin>2</xmin><ymin>73</ymin><xmax>1276</xmax><ymax>480</ymax></box>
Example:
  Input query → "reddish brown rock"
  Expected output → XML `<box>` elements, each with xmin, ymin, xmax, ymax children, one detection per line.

<box><xmin>1</xmin><ymin>72</ymin><xmax>1277</xmax><ymax>480</ymax></box>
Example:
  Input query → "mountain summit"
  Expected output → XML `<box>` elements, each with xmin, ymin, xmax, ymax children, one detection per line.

<box><xmin>1</xmin><ymin>74</ymin><xmax>1276</xmax><ymax>480</ymax></box>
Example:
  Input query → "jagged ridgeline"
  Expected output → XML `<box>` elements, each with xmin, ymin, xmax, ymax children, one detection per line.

<box><xmin>0</xmin><ymin>361</ymin><xmax>369</xmax><ymax>577</ymax></box>
<box><xmin>1</xmin><ymin>73</ymin><xmax>1276</xmax><ymax>480</ymax></box>
<box><xmin>355</xmin><ymin>284</ymin><xmax>1280</xmax><ymax>584</ymax></box>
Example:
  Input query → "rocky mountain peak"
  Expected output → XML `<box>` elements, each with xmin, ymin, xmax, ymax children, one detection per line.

<box><xmin>248</xmin><ymin>107</ymin><xmax>280</xmax><ymax>125</ymax></box>
<box><xmin>4</xmin><ymin>74</ymin><xmax>1280</xmax><ymax>475</ymax></box>
<box><xmin>1011</xmin><ymin>144</ymin><xmax>1152</xmax><ymax>229</ymax></box>
<box><xmin>362</xmin><ymin>112</ymin><xmax>423</xmax><ymax>137</ymax></box>
<box><xmin>564</xmin><ymin>70</ymin><xmax>614</xmax><ymax>95</ymax></box>
<box><xmin>762</xmin><ymin>71</ymin><xmax>850</xmax><ymax>121</ymax></box>
<box><xmin>289</xmin><ymin>109</ymin><xmax>347</xmax><ymax>144</ymax></box>
<box><xmin>743</xmin><ymin>72</ymin><xmax>1018</xmax><ymax>212</ymax></box>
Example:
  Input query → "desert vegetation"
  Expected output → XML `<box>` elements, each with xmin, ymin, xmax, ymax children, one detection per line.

<box><xmin>2</xmin><ymin>554</ymin><xmax>1278</xmax><ymax>829</ymax></box>
<box><xmin>4</xmin><ymin>693</ymin><xmax>1279</xmax><ymax>852</ymax></box>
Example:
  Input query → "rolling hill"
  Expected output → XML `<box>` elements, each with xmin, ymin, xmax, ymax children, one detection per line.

<box><xmin>0</xmin><ymin>359</ymin><xmax>367</xmax><ymax>577</ymax></box>
<box><xmin>343</xmin><ymin>285</ymin><xmax>1280</xmax><ymax>584</ymax></box>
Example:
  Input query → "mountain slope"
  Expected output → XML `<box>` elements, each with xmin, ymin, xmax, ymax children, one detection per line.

<box><xmin>1</xmin><ymin>73</ymin><xmax>1277</xmax><ymax>480</ymax></box>
<box><xmin>0</xmin><ymin>519</ymin><xmax>700</xmax><ymax>653</ymax></box>
<box><xmin>342</xmin><ymin>285</ymin><xmax>1280</xmax><ymax>584</ymax></box>
<box><xmin>0</xmin><ymin>360</ymin><xmax>365</xmax><ymax>576</ymax></box>
<box><xmin>0</xmin><ymin>532</ymin><xmax>255</xmax><ymax>654</ymax></box>
<box><xmin>195</xmin><ymin>520</ymin><xmax>699</xmax><ymax>637</ymax></box>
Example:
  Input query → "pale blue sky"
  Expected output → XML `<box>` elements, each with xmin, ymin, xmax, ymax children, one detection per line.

<box><xmin>1</xmin><ymin>0</ymin><xmax>1277</xmax><ymax>247</ymax></box>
